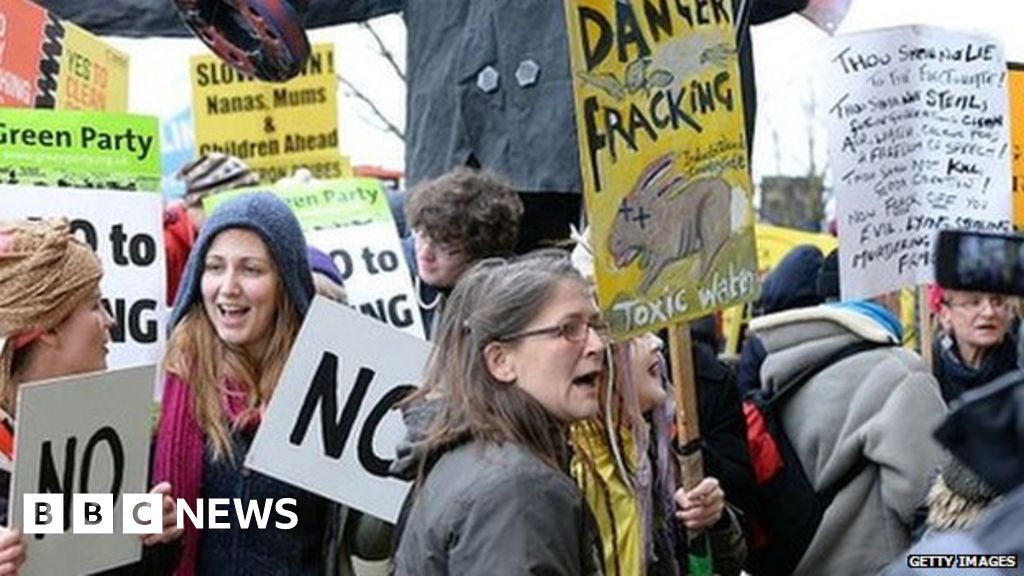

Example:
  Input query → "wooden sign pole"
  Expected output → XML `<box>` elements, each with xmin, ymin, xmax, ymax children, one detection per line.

<box><xmin>919</xmin><ymin>286</ymin><xmax>934</xmax><ymax>370</ymax></box>
<box><xmin>667</xmin><ymin>321</ymin><xmax>713</xmax><ymax>574</ymax></box>
<box><xmin>667</xmin><ymin>322</ymin><xmax>704</xmax><ymax>491</ymax></box>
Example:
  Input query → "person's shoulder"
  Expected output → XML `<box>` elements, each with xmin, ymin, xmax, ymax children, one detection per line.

<box><xmin>441</xmin><ymin>441</ymin><xmax>578</xmax><ymax>500</ymax></box>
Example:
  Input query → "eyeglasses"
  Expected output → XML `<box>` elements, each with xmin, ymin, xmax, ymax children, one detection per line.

<box><xmin>943</xmin><ymin>294</ymin><xmax>1010</xmax><ymax>313</ymax></box>
<box><xmin>496</xmin><ymin>318</ymin><xmax>611</xmax><ymax>343</ymax></box>
<box><xmin>413</xmin><ymin>229</ymin><xmax>464</xmax><ymax>258</ymax></box>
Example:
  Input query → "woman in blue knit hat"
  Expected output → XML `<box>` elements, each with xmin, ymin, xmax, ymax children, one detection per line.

<box><xmin>151</xmin><ymin>192</ymin><xmax>330</xmax><ymax>576</ymax></box>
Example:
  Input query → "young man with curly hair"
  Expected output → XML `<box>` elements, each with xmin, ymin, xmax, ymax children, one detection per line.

<box><xmin>404</xmin><ymin>167</ymin><xmax>524</xmax><ymax>339</ymax></box>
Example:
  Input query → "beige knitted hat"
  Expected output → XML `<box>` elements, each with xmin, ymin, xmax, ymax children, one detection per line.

<box><xmin>0</xmin><ymin>219</ymin><xmax>103</xmax><ymax>402</ymax></box>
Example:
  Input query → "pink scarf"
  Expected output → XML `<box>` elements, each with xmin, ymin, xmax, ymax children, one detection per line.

<box><xmin>153</xmin><ymin>374</ymin><xmax>256</xmax><ymax>576</ymax></box>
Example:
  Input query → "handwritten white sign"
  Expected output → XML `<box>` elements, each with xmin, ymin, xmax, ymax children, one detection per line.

<box><xmin>824</xmin><ymin>26</ymin><xmax>1012</xmax><ymax>299</ymax></box>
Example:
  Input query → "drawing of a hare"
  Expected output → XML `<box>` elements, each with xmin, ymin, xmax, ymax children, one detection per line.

<box><xmin>609</xmin><ymin>154</ymin><xmax>742</xmax><ymax>293</ymax></box>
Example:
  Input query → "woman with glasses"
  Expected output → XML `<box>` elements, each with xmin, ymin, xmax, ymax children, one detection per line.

<box><xmin>391</xmin><ymin>250</ymin><xmax>605</xmax><ymax>575</ymax></box>
<box><xmin>934</xmin><ymin>289</ymin><xmax>1018</xmax><ymax>405</ymax></box>
<box><xmin>912</xmin><ymin>289</ymin><xmax>1021</xmax><ymax>544</ymax></box>
<box><xmin>403</xmin><ymin>167</ymin><xmax>524</xmax><ymax>339</ymax></box>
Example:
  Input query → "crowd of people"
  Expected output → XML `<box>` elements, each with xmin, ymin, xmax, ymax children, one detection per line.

<box><xmin>0</xmin><ymin>152</ymin><xmax>1020</xmax><ymax>576</ymax></box>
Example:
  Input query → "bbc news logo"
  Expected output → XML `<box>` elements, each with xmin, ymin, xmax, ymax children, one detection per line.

<box><xmin>23</xmin><ymin>494</ymin><xmax>298</xmax><ymax>534</ymax></box>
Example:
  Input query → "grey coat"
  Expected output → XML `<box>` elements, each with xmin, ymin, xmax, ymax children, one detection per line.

<box><xmin>750</xmin><ymin>305</ymin><xmax>949</xmax><ymax>576</ymax></box>
<box><xmin>393</xmin><ymin>439</ymin><xmax>603</xmax><ymax>575</ymax></box>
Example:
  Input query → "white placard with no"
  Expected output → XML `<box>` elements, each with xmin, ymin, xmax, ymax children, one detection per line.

<box><xmin>246</xmin><ymin>297</ymin><xmax>429</xmax><ymax>523</ymax></box>
<box><xmin>823</xmin><ymin>25</ymin><xmax>1012</xmax><ymax>299</ymax></box>
<box><xmin>306</xmin><ymin>223</ymin><xmax>424</xmax><ymax>339</ymax></box>
<box><xmin>10</xmin><ymin>365</ymin><xmax>156</xmax><ymax>576</ymax></box>
<box><xmin>0</xmin><ymin>186</ymin><xmax>166</xmax><ymax>368</ymax></box>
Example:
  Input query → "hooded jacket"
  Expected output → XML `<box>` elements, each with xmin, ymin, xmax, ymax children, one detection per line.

<box><xmin>884</xmin><ymin>370</ymin><xmax>1024</xmax><ymax>576</ymax></box>
<box><xmin>155</xmin><ymin>192</ymin><xmax>328</xmax><ymax>576</ymax></box>
<box><xmin>737</xmin><ymin>245</ymin><xmax>824</xmax><ymax>394</ymax></box>
<box><xmin>750</xmin><ymin>304</ymin><xmax>948</xmax><ymax>576</ymax></box>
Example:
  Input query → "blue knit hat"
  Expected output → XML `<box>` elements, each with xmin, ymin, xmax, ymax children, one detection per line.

<box><xmin>170</xmin><ymin>192</ymin><xmax>313</xmax><ymax>328</ymax></box>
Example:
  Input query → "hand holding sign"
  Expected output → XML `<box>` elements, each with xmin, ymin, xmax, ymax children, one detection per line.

<box><xmin>0</xmin><ymin>528</ymin><xmax>26</xmax><ymax>576</ymax></box>
<box><xmin>140</xmin><ymin>482</ymin><xmax>183</xmax><ymax>547</ymax></box>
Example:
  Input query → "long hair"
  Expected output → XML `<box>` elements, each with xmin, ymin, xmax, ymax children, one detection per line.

<box><xmin>571</xmin><ymin>338</ymin><xmax>682</xmax><ymax>576</ymax></box>
<box><xmin>405</xmin><ymin>249</ymin><xmax>588</xmax><ymax>474</ymax></box>
<box><xmin>164</xmin><ymin>278</ymin><xmax>300</xmax><ymax>460</ymax></box>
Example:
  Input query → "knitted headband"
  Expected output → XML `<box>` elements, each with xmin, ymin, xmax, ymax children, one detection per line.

<box><xmin>0</xmin><ymin>219</ymin><xmax>103</xmax><ymax>400</ymax></box>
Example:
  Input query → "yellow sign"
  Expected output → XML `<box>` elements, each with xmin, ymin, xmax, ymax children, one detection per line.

<box><xmin>564</xmin><ymin>1</ymin><xmax>757</xmax><ymax>338</ymax></box>
<box><xmin>0</xmin><ymin>0</ymin><xmax>128</xmax><ymax>111</ymax></box>
<box><xmin>722</xmin><ymin>225</ymin><xmax>837</xmax><ymax>355</ymax></box>
<box><xmin>190</xmin><ymin>43</ymin><xmax>344</xmax><ymax>183</ymax></box>
<box><xmin>755</xmin><ymin>224</ymin><xmax>838</xmax><ymax>273</ymax></box>
<box><xmin>55</xmin><ymin>23</ymin><xmax>129</xmax><ymax>112</ymax></box>
<box><xmin>1010</xmin><ymin>64</ymin><xmax>1024</xmax><ymax>229</ymax></box>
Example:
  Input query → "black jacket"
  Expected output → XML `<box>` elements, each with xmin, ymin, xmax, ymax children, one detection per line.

<box><xmin>690</xmin><ymin>325</ymin><xmax>758</xmax><ymax>518</ymax></box>
<box><xmin>738</xmin><ymin>245</ymin><xmax>824</xmax><ymax>395</ymax></box>
<box><xmin>932</xmin><ymin>332</ymin><xmax>1019</xmax><ymax>405</ymax></box>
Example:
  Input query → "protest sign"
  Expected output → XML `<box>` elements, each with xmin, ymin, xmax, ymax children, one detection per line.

<box><xmin>720</xmin><ymin>225</ymin><xmax>838</xmax><ymax>355</ymax></box>
<box><xmin>0</xmin><ymin>186</ymin><xmax>166</xmax><ymax>368</ymax></box>
<box><xmin>1009</xmin><ymin>63</ymin><xmax>1024</xmax><ymax>229</ymax></box>
<box><xmin>0</xmin><ymin>0</ymin><xmax>128</xmax><ymax>111</ymax></box>
<box><xmin>0</xmin><ymin>107</ymin><xmax>161</xmax><ymax>191</ymax></box>
<box><xmin>246</xmin><ymin>297</ymin><xmax>429</xmax><ymax>523</ymax></box>
<box><xmin>10</xmin><ymin>365</ymin><xmax>155</xmax><ymax>576</ymax></box>
<box><xmin>206</xmin><ymin>179</ymin><xmax>425</xmax><ymax>338</ymax></box>
<box><xmin>190</xmin><ymin>43</ymin><xmax>352</xmax><ymax>184</ymax></box>
<box><xmin>564</xmin><ymin>0</ymin><xmax>758</xmax><ymax>338</ymax></box>
<box><xmin>160</xmin><ymin>106</ymin><xmax>195</xmax><ymax>199</ymax></box>
<box><xmin>824</xmin><ymin>26</ymin><xmax>1012</xmax><ymax>299</ymax></box>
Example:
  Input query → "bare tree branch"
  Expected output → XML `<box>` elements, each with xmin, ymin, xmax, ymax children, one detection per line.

<box><xmin>359</xmin><ymin>21</ymin><xmax>406</xmax><ymax>84</ymax></box>
<box><xmin>338</xmin><ymin>75</ymin><xmax>405</xmax><ymax>141</ymax></box>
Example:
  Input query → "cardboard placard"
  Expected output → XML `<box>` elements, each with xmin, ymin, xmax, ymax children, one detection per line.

<box><xmin>0</xmin><ymin>186</ymin><xmax>166</xmax><ymax>368</ymax></box>
<box><xmin>563</xmin><ymin>0</ymin><xmax>758</xmax><ymax>338</ymax></box>
<box><xmin>824</xmin><ymin>26</ymin><xmax>1012</xmax><ymax>299</ymax></box>
<box><xmin>246</xmin><ymin>297</ymin><xmax>429</xmax><ymax>523</ymax></box>
<box><xmin>10</xmin><ymin>365</ymin><xmax>156</xmax><ymax>576</ymax></box>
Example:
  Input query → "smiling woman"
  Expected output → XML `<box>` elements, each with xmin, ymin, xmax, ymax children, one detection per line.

<box><xmin>153</xmin><ymin>192</ymin><xmax>339</xmax><ymax>576</ymax></box>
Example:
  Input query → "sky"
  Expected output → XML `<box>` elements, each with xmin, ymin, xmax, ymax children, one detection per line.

<box><xmin>107</xmin><ymin>0</ymin><xmax>1024</xmax><ymax>186</ymax></box>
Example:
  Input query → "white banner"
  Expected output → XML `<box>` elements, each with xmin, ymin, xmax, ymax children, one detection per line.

<box><xmin>10</xmin><ymin>365</ymin><xmax>156</xmax><ymax>576</ymax></box>
<box><xmin>306</xmin><ymin>224</ymin><xmax>423</xmax><ymax>339</ymax></box>
<box><xmin>824</xmin><ymin>26</ymin><xmax>1012</xmax><ymax>299</ymax></box>
<box><xmin>0</xmin><ymin>186</ymin><xmax>166</xmax><ymax>368</ymax></box>
<box><xmin>206</xmin><ymin>179</ymin><xmax>425</xmax><ymax>339</ymax></box>
<box><xmin>246</xmin><ymin>297</ymin><xmax>429</xmax><ymax>523</ymax></box>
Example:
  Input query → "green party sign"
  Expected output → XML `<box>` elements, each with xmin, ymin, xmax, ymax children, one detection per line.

<box><xmin>205</xmin><ymin>178</ymin><xmax>393</xmax><ymax>230</ymax></box>
<box><xmin>0</xmin><ymin>107</ymin><xmax>160</xmax><ymax>191</ymax></box>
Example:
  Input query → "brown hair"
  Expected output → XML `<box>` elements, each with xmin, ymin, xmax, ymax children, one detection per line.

<box><xmin>405</xmin><ymin>167</ymin><xmax>524</xmax><ymax>261</ymax></box>
<box><xmin>163</xmin><ymin>279</ymin><xmax>300</xmax><ymax>460</ymax></box>
<box><xmin>406</xmin><ymin>249</ymin><xmax>586</xmax><ymax>472</ymax></box>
